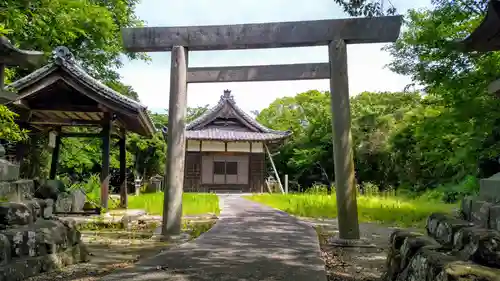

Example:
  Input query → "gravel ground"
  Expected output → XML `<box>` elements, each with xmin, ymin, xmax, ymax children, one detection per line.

<box><xmin>299</xmin><ymin>218</ymin><xmax>423</xmax><ymax>281</ymax></box>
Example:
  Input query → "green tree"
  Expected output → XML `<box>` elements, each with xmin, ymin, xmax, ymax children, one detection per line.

<box><xmin>0</xmin><ymin>0</ymin><xmax>148</xmax><ymax>81</ymax></box>
<box><xmin>384</xmin><ymin>0</ymin><xmax>500</xmax><ymax>190</ymax></box>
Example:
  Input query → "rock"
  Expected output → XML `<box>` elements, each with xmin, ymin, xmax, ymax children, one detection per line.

<box><xmin>470</xmin><ymin>200</ymin><xmax>491</xmax><ymax>228</ymax></box>
<box><xmin>0</xmin><ymin>160</ymin><xmax>19</xmax><ymax>182</ymax></box>
<box><xmin>399</xmin><ymin>234</ymin><xmax>441</xmax><ymax>271</ymax></box>
<box><xmin>0</xmin><ymin>203</ymin><xmax>33</xmax><ymax>227</ymax></box>
<box><xmin>1</xmin><ymin>219</ymin><xmax>77</xmax><ymax>259</ymax></box>
<box><xmin>0</xmin><ymin>243</ymin><xmax>87</xmax><ymax>281</ymax></box>
<box><xmin>479</xmin><ymin>173</ymin><xmax>500</xmax><ymax>203</ymax></box>
<box><xmin>396</xmin><ymin>247</ymin><xmax>458</xmax><ymax>281</ymax></box>
<box><xmin>383</xmin><ymin>246</ymin><xmax>402</xmax><ymax>281</ymax></box>
<box><xmin>70</xmin><ymin>189</ymin><xmax>86</xmax><ymax>212</ymax></box>
<box><xmin>461</xmin><ymin>196</ymin><xmax>474</xmax><ymax>221</ymax></box>
<box><xmin>489</xmin><ymin>205</ymin><xmax>500</xmax><ymax>231</ymax></box>
<box><xmin>389</xmin><ymin>229</ymin><xmax>423</xmax><ymax>251</ymax></box>
<box><xmin>436</xmin><ymin>261</ymin><xmax>500</xmax><ymax>281</ymax></box>
<box><xmin>453</xmin><ymin>227</ymin><xmax>500</xmax><ymax>268</ymax></box>
<box><xmin>0</xmin><ymin>180</ymin><xmax>34</xmax><ymax>203</ymax></box>
<box><xmin>0</xmin><ymin>234</ymin><xmax>11</xmax><ymax>266</ymax></box>
<box><xmin>426</xmin><ymin>213</ymin><xmax>474</xmax><ymax>248</ymax></box>
<box><xmin>34</xmin><ymin>180</ymin><xmax>65</xmax><ymax>202</ymax></box>
<box><xmin>23</xmin><ymin>201</ymin><xmax>41</xmax><ymax>223</ymax></box>
<box><xmin>55</xmin><ymin>194</ymin><xmax>72</xmax><ymax>213</ymax></box>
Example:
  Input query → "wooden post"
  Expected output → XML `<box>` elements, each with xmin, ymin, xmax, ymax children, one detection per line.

<box><xmin>264</xmin><ymin>143</ymin><xmax>284</xmax><ymax>193</ymax></box>
<box><xmin>162</xmin><ymin>46</ymin><xmax>188</xmax><ymax>236</ymax></box>
<box><xmin>285</xmin><ymin>174</ymin><xmax>289</xmax><ymax>194</ymax></box>
<box><xmin>49</xmin><ymin>128</ymin><xmax>61</xmax><ymax>180</ymax></box>
<box><xmin>0</xmin><ymin>64</ymin><xmax>5</xmax><ymax>90</ymax></box>
<box><xmin>100</xmin><ymin>113</ymin><xmax>112</xmax><ymax>210</ymax></box>
<box><xmin>119</xmin><ymin>134</ymin><xmax>127</xmax><ymax>208</ymax></box>
<box><xmin>328</xmin><ymin>39</ymin><xmax>360</xmax><ymax>240</ymax></box>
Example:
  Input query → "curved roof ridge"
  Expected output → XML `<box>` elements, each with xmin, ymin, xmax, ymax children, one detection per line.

<box><xmin>186</xmin><ymin>89</ymin><xmax>291</xmax><ymax>136</ymax></box>
<box><xmin>8</xmin><ymin>46</ymin><xmax>148</xmax><ymax>112</ymax></box>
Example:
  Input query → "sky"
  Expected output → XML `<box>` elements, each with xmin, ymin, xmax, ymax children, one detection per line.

<box><xmin>118</xmin><ymin>0</ymin><xmax>432</xmax><ymax>114</ymax></box>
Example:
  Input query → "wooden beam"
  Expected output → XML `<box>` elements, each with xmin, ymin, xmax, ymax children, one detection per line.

<box><xmin>60</xmin><ymin>132</ymin><xmax>101</xmax><ymax>138</ymax></box>
<box><xmin>162</xmin><ymin>46</ymin><xmax>188</xmax><ymax>236</ymax></box>
<box><xmin>264</xmin><ymin>143</ymin><xmax>284</xmax><ymax>194</ymax></box>
<box><xmin>29</xmin><ymin>119</ymin><xmax>103</xmax><ymax>126</ymax></box>
<box><xmin>33</xmin><ymin>109</ymin><xmax>102</xmax><ymax>116</ymax></box>
<box><xmin>187</xmin><ymin>63</ymin><xmax>329</xmax><ymax>83</ymax></box>
<box><xmin>328</xmin><ymin>39</ymin><xmax>360</xmax><ymax>240</ymax></box>
<box><xmin>122</xmin><ymin>16</ymin><xmax>402</xmax><ymax>52</ymax></box>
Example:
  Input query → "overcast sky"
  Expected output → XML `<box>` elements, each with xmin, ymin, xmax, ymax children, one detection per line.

<box><xmin>118</xmin><ymin>0</ymin><xmax>432</xmax><ymax>114</ymax></box>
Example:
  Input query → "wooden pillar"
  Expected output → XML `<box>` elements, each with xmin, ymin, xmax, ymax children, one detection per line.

<box><xmin>0</xmin><ymin>64</ymin><xmax>5</xmax><ymax>90</ymax></box>
<box><xmin>49</xmin><ymin>128</ymin><xmax>62</xmax><ymax>180</ymax></box>
<box><xmin>100</xmin><ymin>113</ymin><xmax>112</xmax><ymax>210</ymax></box>
<box><xmin>284</xmin><ymin>174</ymin><xmax>289</xmax><ymax>194</ymax></box>
<box><xmin>119</xmin><ymin>134</ymin><xmax>127</xmax><ymax>208</ymax></box>
<box><xmin>264</xmin><ymin>143</ymin><xmax>284</xmax><ymax>193</ymax></box>
<box><xmin>328</xmin><ymin>39</ymin><xmax>360</xmax><ymax>240</ymax></box>
<box><xmin>162</xmin><ymin>46</ymin><xmax>188</xmax><ymax>236</ymax></box>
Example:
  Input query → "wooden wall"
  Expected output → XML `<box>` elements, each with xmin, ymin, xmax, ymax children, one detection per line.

<box><xmin>183</xmin><ymin>145</ymin><xmax>266</xmax><ymax>193</ymax></box>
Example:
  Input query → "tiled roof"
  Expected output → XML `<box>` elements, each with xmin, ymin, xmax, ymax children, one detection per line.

<box><xmin>8</xmin><ymin>47</ymin><xmax>146</xmax><ymax>111</ymax></box>
<box><xmin>6</xmin><ymin>46</ymin><xmax>155</xmax><ymax>136</ymax></box>
<box><xmin>186</xmin><ymin>128</ymin><xmax>289</xmax><ymax>141</ymax></box>
<box><xmin>185</xmin><ymin>90</ymin><xmax>291</xmax><ymax>141</ymax></box>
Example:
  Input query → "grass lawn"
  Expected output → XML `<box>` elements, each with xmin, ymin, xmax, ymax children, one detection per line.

<box><xmin>127</xmin><ymin>193</ymin><xmax>220</xmax><ymax>216</ymax></box>
<box><xmin>246</xmin><ymin>193</ymin><xmax>456</xmax><ymax>228</ymax></box>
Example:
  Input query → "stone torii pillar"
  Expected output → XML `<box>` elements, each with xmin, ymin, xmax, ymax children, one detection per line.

<box><xmin>121</xmin><ymin>16</ymin><xmax>403</xmax><ymax>240</ymax></box>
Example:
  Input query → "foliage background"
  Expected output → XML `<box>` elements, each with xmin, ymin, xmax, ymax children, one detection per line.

<box><xmin>1</xmin><ymin>0</ymin><xmax>498</xmax><ymax>202</ymax></box>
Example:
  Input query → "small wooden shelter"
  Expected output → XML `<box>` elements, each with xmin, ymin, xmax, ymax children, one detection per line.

<box><xmin>457</xmin><ymin>0</ymin><xmax>500</xmax><ymax>94</ymax></box>
<box><xmin>183</xmin><ymin>90</ymin><xmax>291</xmax><ymax>193</ymax></box>
<box><xmin>6</xmin><ymin>46</ymin><xmax>155</xmax><ymax>208</ymax></box>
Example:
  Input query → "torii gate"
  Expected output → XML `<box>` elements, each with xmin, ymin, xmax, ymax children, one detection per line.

<box><xmin>121</xmin><ymin>16</ymin><xmax>403</xmax><ymax>241</ymax></box>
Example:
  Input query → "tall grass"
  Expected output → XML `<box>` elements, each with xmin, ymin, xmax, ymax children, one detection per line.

<box><xmin>128</xmin><ymin>192</ymin><xmax>220</xmax><ymax>216</ymax></box>
<box><xmin>247</xmin><ymin>193</ymin><xmax>456</xmax><ymax>228</ymax></box>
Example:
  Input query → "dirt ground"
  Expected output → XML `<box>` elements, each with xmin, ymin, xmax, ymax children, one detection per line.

<box><xmin>25</xmin><ymin>218</ymin><xmax>217</xmax><ymax>281</ymax></box>
<box><xmin>299</xmin><ymin>217</ymin><xmax>423</xmax><ymax>281</ymax></box>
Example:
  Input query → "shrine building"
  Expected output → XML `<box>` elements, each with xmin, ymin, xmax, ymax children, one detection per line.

<box><xmin>183</xmin><ymin>90</ymin><xmax>291</xmax><ymax>193</ymax></box>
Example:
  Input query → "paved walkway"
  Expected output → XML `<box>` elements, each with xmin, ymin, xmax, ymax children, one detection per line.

<box><xmin>100</xmin><ymin>195</ymin><xmax>327</xmax><ymax>281</ymax></box>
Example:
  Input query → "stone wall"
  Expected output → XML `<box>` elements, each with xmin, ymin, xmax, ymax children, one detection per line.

<box><xmin>0</xmin><ymin>147</ymin><xmax>88</xmax><ymax>281</ymax></box>
<box><xmin>382</xmin><ymin>173</ymin><xmax>500</xmax><ymax>281</ymax></box>
<box><xmin>383</xmin><ymin>172</ymin><xmax>500</xmax><ymax>281</ymax></box>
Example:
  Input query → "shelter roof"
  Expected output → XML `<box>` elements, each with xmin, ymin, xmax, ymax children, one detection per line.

<box><xmin>458</xmin><ymin>1</ymin><xmax>500</xmax><ymax>52</ymax></box>
<box><xmin>6</xmin><ymin>46</ymin><xmax>155</xmax><ymax>137</ymax></box>
<box><xmin>185</xmin><ymin>90</ymin><xmax>291</xmax><ymax>141</ymax></box>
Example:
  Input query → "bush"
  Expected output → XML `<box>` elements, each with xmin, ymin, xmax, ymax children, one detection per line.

<box><xmin>305</xmin><ymin>184</ymin><xmax>330</xmax><ymax>195</ymax></box>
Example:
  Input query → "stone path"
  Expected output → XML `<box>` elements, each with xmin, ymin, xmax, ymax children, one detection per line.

<box><xmin>100</xmin><ymin>194</ymin><xmax>327</xmax><ymax>281</ymax></box>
